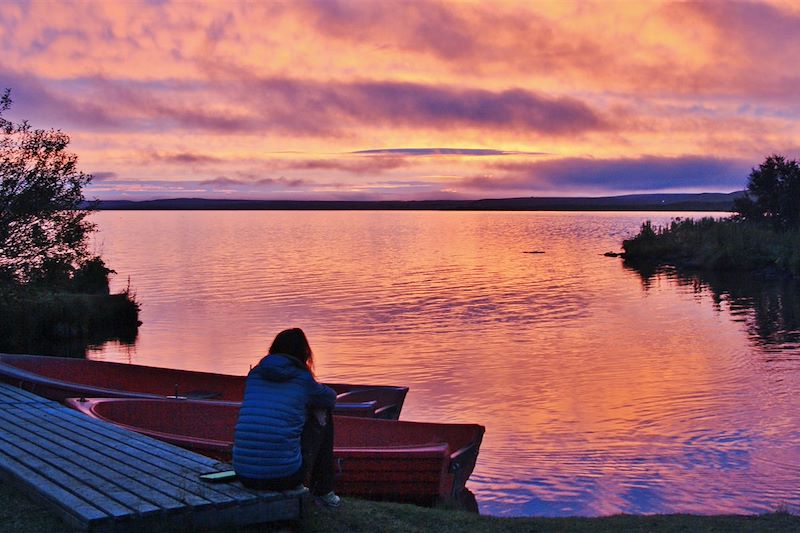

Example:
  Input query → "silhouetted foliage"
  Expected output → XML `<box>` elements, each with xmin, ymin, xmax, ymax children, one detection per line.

<box><xmin>0</xmin><ymin>89</ymin><xmax>140</xmax><ymax>356</ymax></box>
<box><xmin>623</xmin><ymin>154</ymin><xmax>800</xmax><ymax>276</ymax></box>
<box><xmin>71</xmin><ymin>256</ymin><xmax>116</xmax><ymax>295</ymax></box>
<box><xmin>622</xmin><ymin>217</ymin><xmax>800</xmax><ymax>276</ymax></box>
<box><xmin>734</xmin><ymin>154</ymin><xmax>800</xmax><ymax>229</ymax></box>
<box><xmin>0</xmin><ymin>287</ymin><xmax>139</xmax><ymax>357</ymax></box>
<box><xmin>0</xmin><ymin>88</ymin><xmax>96</xmax><ymax>286</ymax></box>
<box><xmin>622</xmin><ymin>217</ymin><xmax>800</xmax><ymax>273</ymax></box>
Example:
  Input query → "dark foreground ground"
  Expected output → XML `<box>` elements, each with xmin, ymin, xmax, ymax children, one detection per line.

<box><xmin>2</xmin><ymin>480</ymin><xmax>798</xmax><ymax>532</ymax></box>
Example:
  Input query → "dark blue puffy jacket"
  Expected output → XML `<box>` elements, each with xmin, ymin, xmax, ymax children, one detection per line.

<box><xmin>232</xmin><ymin>353</ymin><xmax>336</xmax><ymax>480</ymax></box>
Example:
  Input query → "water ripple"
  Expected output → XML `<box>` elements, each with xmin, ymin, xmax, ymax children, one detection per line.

<box><xmin>90</xmin><ymin>211</ymin><xmax>800</xmax><ymax>517</ymax></box>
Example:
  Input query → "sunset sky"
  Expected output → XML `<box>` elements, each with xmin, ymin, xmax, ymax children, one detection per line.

<box><xmin>2</xmin><ymin>0</ymin><xmax>799</xmax><ymax>200</ymax></box>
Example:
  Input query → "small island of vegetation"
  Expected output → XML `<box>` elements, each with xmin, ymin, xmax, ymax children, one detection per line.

<box><xmin>0</xmin><ymin>89</ymin><xmax>140</xmax><ymax>356</ymax></box>
<box><xmin>623</xmin><ymin>155</ymin><xmax>800</xmax><ymax>276</ymax></box>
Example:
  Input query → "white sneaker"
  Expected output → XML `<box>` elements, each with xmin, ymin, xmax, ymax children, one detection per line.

<box><xmin>316</xmin><ymin>491</ymin><xmax>341</xmax><ymax>508</ymax></box>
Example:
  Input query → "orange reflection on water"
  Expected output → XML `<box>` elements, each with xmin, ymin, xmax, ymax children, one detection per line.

<box><xmin>90</xmin><ymin>211</ymin><xmax>800</xmax><ymax>516</ymax></box>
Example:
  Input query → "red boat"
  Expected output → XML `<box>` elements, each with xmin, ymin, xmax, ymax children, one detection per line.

<box><xmin>67</xmin><ymin>397</ymin><xmax>485</xmax><ymax>504</ymax></box>
<box><xmin>0</xmin><ymin>353</ymin><xmax>407</xmax><ymax>419</ymax></box>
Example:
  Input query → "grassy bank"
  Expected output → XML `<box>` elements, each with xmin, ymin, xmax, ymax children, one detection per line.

<box><xmin>2</xmin><ymin>481</ymin><xmax>798</xmax><ymax>533</ymax></box>
<box><xmin>0</xmin><ymin>288</ymin><xmax>140</xmax><ymax>357</ymax></box>
<box><xmin>622</xmin><ymin>217</ymin><xmax>800</xmax><ymax>275</ymax></box>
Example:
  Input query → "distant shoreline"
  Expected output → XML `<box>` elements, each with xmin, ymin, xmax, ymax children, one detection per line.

<box><xmin>91</xmin><ymin>191</ymin><xmax>742</xmax><ymax>212</ymax></box>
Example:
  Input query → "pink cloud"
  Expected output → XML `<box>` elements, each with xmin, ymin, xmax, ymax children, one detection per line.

<box><xmin>148</xmin><ymin>152</ymin><xmax>222</xmax><ymax>164</ymax></box>
<box><xmin>299</xmin><ymin>0</ymin><xmax>800</xmax><ymax>102</ymax></box>
<box><xmin>198</xmin><ymin>177</ymin><xmax>245</xmax><ymax>187</ymax></box>
<box><xmin>287</xmin><ymin>156</ymin><xmax>409</xmax><ymax>174</ymax></box>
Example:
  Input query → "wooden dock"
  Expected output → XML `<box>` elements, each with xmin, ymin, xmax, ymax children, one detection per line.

<box><xmin>0</xmin><ymin>383</ymin><xmax>309</xmax><ymax>531</ymax></box>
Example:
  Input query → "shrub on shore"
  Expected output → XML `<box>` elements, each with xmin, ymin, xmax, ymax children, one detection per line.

<box><xmin>622</xmin><ymin>218</ymin><xmax>800</xmax><ymax>275</ymax></box>
<box><xmin>0</xmin><ymin>286</ymin><xmax>140</xmax><ymax>357</ymax></box>
<box><xmin>0</xmin><ymin>254</ymin><xmax>140</xmax><ymax>356</ymax></box>
<box><xmin>622</xmin><ymin>154</ymin><xmax>800</xmax><ymax>276</ymax></box>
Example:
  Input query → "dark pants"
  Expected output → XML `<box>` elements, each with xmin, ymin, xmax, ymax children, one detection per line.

<box><xmin>240</xmin><ymin>410</ymin><xmax>335</xmax><ymax>495</ymax></box>
<box><xmin>301</xmin><ymin>409</ymin><xmax>335</xmax><ymax>495</ymax></box>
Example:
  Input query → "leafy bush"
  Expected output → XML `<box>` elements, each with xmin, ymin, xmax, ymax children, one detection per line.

<box><xmin>0</xmin><ymin>287</ymin><xmax>140</xmax><ymax>356</ymax></box>
<box><xmin>623</xmin><ymin>217</ymin><xmax>798</xmax><ymax>274</ymax></box>
<box><xmin>71</xmin><ymin>256</ymin><xmax>115</xmax><ymax>295</ymax></box>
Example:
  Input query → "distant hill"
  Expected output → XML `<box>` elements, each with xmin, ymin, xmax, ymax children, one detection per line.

<box><xmin>93</xmin><ymin>192</ymin><xmax>745</xmax><ymax>212</ymax></box>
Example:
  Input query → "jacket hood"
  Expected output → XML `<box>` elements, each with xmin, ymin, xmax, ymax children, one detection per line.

<box><xmin>252</xmin><ymin>353</ymin><xmax>307</xmax><ymax>382</ymax></box>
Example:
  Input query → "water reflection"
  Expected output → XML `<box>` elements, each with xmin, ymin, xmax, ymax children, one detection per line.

<box><xmin>83</xmin><ymin>211</ymin><xmax>800</xmax><ymax>517</ymax></box>
<box><xmin>625</xmin><ymin>261</ymin><xmax>800</xmax><ymax>352</ymax></box>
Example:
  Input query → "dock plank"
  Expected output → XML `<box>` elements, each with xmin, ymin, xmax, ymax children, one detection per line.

<box><xmin>0</xmin><ymin>410</ymin><xmax>181</xmax><ymax>512</ymax></box>
<box><xmin>0</xmin><ymin>432</ymin><xmax>136</xmax><ymax>519</ymax></box>
<box><xmin>35</xmin><ymin>404</ymin><xmax>215</xmax><ymax>468</ymax></box>
<box><xmin>0</xmin><ymin>382</ymin><xmax>309</xmax><ymax>531</ymax></box>
<box><xmin>28</xmin><ymin>402</ymin><xmax>274</xmax><ymax>502</ymax></box>
<box><xmin>0</xmin><ymin>452</ymin><xmax>108</xmax><ymax>528</ymax></box>
<box><xmin>2</xmin><ymin>406</ymin><xmax>239</xmax><ymax>506</ymax></box>
<box><xmin>6</xmin><ymin>405</ymin><xmax>254</xmax><ymax>504</ymax></box>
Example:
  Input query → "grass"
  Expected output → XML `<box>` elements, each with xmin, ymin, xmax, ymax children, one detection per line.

<box><xmin>622</xmin><ymin>217</ymin><xmax>800</xmax><ymax>275</ymax></box>
<box><xmin>2</xmin><ymin>480</ymin><xmax>798</xmax><ymax>533</ymax></box>
<box><xmin>0</xmin><ymin>480</ymin><xmax>66</xmax><ymax>533</ymax></box>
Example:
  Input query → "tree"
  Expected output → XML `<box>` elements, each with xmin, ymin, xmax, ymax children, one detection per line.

<box><xmin>734</xmin><ymin>154</ymin><xmax>800</xmax><ymax>229</ymax></box>
<box><xmin>0</xmin><ymin>89</ymin><xmax>96</xmax><ymax>285</ymax></box>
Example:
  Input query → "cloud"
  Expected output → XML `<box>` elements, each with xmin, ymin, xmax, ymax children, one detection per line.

<box><xmin>149</xmin><ymin>151</ymin><xmax>222</xmax><ymax>164</ymax></box>
<box><xmin>655</xmin><ymin>2</ymin><xmax>800</xmax><ymax>99</ymax></box>
<box><xmin>5</xmin><ymin>64</ymin><xmax>607</xmax><ymax>138</ymax></box>
<box><xmin>199</xmin><ymin>177</ymin><xmax>244</xmax><ymax>187</ymax></box>
<box><xmin>352</xmin><ymin>148</ymin><xmax>546</xmax><ymax>157</ymax></box>
<box><xmin>301</xmin><ymin>0</ymin><xmax>483</xmax><ymax>61</ymax></box>
<box><xmin>277</xmin><ymin>148</ymin><xmax>548</xmax><ymax>177</ymax></box>
<box><xmin>6</xmin><ymin>0</ymin><xmax>799</xmax><ymax>202</ymax></box>
<box><xmin>88</xmin><ymin>176</ymin><xmax>312</xmax><ymax>200</ymax></box>
<box><xmin>298</xmin><ymin>0</ymin><xmax>588</xmax><ymax>68</ymax></box>
<box><xmin>85</xmin><ymin>179</ymin><xmax>206</xmax><ymax>198</ymax></box>
<box><xmin>89</xmin><ymin>171</ymin><xmax>117</xmax><ymax>182</ymax></box>
<box><xmin>226</xmin><ymin>77</ymin><xmax>607</xmax><ymax>136</ymax></box>
<box><xmin>260</xmin><ymin>148</ymin><xmax>548</xmax><ymax>179</ymax></box>
<box><xmin>255</xmin><ymin>177</ymin><xmax>307</xmax><ymax>187</ymax></box>
<box><xmin>287</xmin><ymin>157</ymin><xmax>408</xmax><ymax>174</ymax></box>
<box><xmin>201</xmin><ymin>175</ymin><xmax>309</xmax><ymax>188</ymax></box>
<box><xmin>2</xmin><ymin>66</ymin><xmax>256</xmax><ymax>133</ymax></box>
<box><xmin>0</xmin><ymin>67</ymin><xmax>122</xmax><ymax>129</ymax></box>
<box><xmin>298</xmin><ymin>0</ymin><xmax>800</xmax><ymax>103</ymax></box>
<box><xmin>460</xmin><ymin>156</ymin><xmax>751</xmax><ymax>193</ymax></box>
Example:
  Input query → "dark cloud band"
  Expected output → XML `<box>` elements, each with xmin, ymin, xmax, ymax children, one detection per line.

<box><xmin>2</xmin><ymin>65</ymin><xmax>607</xmax><ymax>137</ymax></box>
<box><xmin>463</xmin><ymin>156</ymin><xmax>750</xmax><ymax>192</ymax></box>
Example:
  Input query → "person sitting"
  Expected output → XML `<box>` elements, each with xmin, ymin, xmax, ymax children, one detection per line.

<box><xmin>233</xmin><ymin>327</ymin><xmax>341</xmax><ymax>507</ymax></box>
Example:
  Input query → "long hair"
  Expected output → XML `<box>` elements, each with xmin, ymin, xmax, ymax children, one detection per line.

<box><xmin>269</xmin><ymin>328</ymin><xmax>315</xmax><ymax>374</ymax></box>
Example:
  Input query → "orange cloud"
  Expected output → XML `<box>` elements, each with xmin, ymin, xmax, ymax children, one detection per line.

<box><xmin>2</xmin><ymin>0</ymin><xmax>798</xmax><ymax>199</ymax></box>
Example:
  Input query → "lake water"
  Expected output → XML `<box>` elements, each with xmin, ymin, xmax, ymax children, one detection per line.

<box><xmin>89</xmin><ymin>210</ymin><xmax>800</xmax><ymax>517</ymax></box>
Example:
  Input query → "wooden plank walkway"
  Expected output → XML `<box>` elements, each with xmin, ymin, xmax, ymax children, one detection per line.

<box><xmin>0</xmin><ymin>383</ymin><xmax>309</xmax><ymax>532</ymax></box>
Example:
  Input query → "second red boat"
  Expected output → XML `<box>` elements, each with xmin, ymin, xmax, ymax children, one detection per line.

<box><xmin>67</xmin><ymin>397</ymin><xmax>485</xmax><ymax>505</ymax></box>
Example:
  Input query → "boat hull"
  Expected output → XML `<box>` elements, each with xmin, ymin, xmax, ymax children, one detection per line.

<box><xmin>0</xmin><ymin>353</ymin><xmax>407</xmax><ymax>419</ymax></box>
<box><xmin>66</xmin><ymin>397</ymin><xmax>484</xmax><ymax>504</ymax></box>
